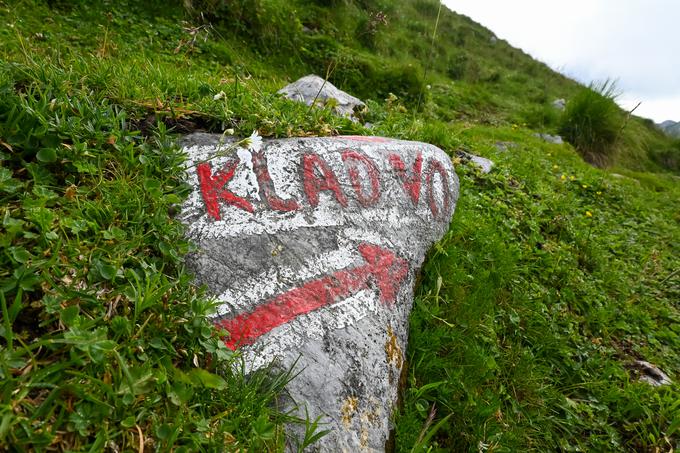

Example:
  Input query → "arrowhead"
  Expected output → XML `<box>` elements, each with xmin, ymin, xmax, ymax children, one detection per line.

<box><xmin>358</xmin><ymin>243</ymin><xmax>409</xmax><ymax>304</ymax></box>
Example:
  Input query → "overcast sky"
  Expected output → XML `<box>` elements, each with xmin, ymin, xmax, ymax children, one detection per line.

<box><xmin>442</xmin><ymin>0</ymin><xmax>680</xmax><ymax>122</ymax></box>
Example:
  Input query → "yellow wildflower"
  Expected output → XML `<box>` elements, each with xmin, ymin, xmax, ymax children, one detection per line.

<box><xmin>585</xmin><ymin>211</ymin><xmax>593</xmax><ymax>217</ymax></box>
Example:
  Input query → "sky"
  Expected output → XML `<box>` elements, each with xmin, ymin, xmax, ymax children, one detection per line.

<box><xmin>442</xmin><ymin>0</ymin><xmax>680</xmax><ymax>123</ymax></box>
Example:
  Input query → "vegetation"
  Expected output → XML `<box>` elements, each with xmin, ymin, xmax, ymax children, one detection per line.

<box><xmin>1</xmin><ymin>0</ymin><xmax>678</xmax><ymax>451</ymax></box>
<box><xmin>559</xmin><ymin>81</ymin><xmax>623</xmax><ymax>167</ymax></box>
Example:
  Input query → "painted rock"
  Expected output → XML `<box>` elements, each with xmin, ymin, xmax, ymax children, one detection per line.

<box><xmin>179</xmin><ymin>133</ymin><xmax>459</xmax><ymax>451</ymax></box>
<box><xmin>278</xmin><ymin>75</ymin><xmax>366</xmax><ymax>120</ymax></box>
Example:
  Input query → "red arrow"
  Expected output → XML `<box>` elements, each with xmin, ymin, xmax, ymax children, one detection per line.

<box><xmin>215</xmin><ymin>243</ymin><xmax>409</xmax><ymax>350</ymax></box>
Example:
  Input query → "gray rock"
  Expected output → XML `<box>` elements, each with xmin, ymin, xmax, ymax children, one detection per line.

<box><xmin>534</xmin><ymin>133</ymin><xmax>564</xmax><ymax>145</ymax></box>
<box><xmin>494</xmin><ymin>141</ymin><xmax>517</xmax><ymax>153</ymax></box>
<box><xmin>632</xmin><ymin>360</ymin><xmax>672</xmax><ymax>386</ymax></box>
<box><xmin>278</xmin><ymin>75</ymin><xmax>366</xmax><ymax>121</ymax></box>
<box><xmin>179</xmin><ymin>133</ymin><xmax>459</xmax><ymax>451</ymax></box>
<box><xmin>456</xmin><ymin>150</ymin><xmax>494</xmax><ymax>174</ymax></box>
<box><xmin>552</xmin><ymin>98</ymin><xmax>566</xmax><ymax>111</ymax></box>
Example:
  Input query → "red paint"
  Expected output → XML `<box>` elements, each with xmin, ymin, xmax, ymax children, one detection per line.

<box><xmin>425</xmin><ymin>159</ymin><xmax>451</xmax><ymax>218</ymax></box>
<box><xmin>338</xmin><ymin>136</ymin><xmax>391</xmax><ymax>143</ymax></box>
<box><xmin>197</xmin><ymin>161</ymin><xmax>254</xmax><ymax>220</ymax></box>
<box><xmin>252</xmin><ymin>150</ymin><xmax>300</xmax><ymax>212</ymax></box>
<box><xmin>215</xmin><ymin>243</ymin><xmax>409</xmax><ymax>349</ymax></box>
<box><xmin>302</xmin><ymin>152</ymin><xmax>348</xmax><ymax>208</ymax></box>
<box><xmin>388</xmin><ymin>152</ymin><xmax>423</xmax><ymax>205</ymax></box>
<box><xmin>341</xmin><ymin>150</ymin><xmax>381</xmax><ymax>207</ymax></box>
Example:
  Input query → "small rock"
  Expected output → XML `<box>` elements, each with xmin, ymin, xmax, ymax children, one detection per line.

<box><xmin>552</xmin><ymin>98</ymin><xmax>566</xmax><ymax>111</ymax></box>
<box><xmin>278</xmin><ymin>74</ymin><xmax>366</xmax><ymax>121</ymax></box>
<box><xmin>534</xmin><ymin>133</ymin><xmax>564</xmax><ymax>145</ymax></box>
<box><xmin>632</xmin><ymin>360</ymin><xmax>672</xmax><ymax>386</ymax></box>
<box><xmin>179</xmin><ymin>133</ymin><xmax>459</xmax><ymax>451</ymax></box>
<box><xmin>456</xmin><ymin>150</ymin><xmax>494</xmax><ymax>174</ymax></box>
<box><xmin>494</xmin><ymin>141</ymin><xmax>517</xmax><ymax>152</ymax></box>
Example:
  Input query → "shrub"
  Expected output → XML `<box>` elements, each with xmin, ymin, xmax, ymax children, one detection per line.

<box><xmin>520</xmin><ymin>103</ymin><xmax>560</xmax><ymax>130</ymax></box>
<box><xmin>182</xmin><ymin>0</ymin><xmax>302</xmax><ymax>54</ymax></box>
<box><xmin>649</xmin><ymin>140</ymin><xmax>680</xmax><ymax>172</ymax></box>
<box><xmin>559</xmin><ymin>80</ymin><xmax>623</xmax><ymax>167</ymax></box>
<box><xmin>331</xmin><ymin>53</ymin><xmax>425</xmax><ymax>106</ymax></box>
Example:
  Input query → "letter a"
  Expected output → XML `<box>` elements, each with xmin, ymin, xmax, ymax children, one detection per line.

<box><xmin>302</xmin><ymin>153</ymin><xmax>348</xmax><ymax>208</ymax></box>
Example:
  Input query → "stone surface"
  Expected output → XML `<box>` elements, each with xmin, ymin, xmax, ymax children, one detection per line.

<box><xmin>278</xmin><ymin>75</ymin><xmax>366</xmax><ymax>121</ymax></box>
<box><xmin>632</xmin><ymin>360</ymin><xmax>672</xmax><ymax>386</ymax></box>
<box><xmin>494</xmin><ymin>141</ymin><xmax>518</xmax><ymax>153</ymax></box>
<box><xmin>456</xmin><ymin>150</ymin><xmax>494</xmax><ymax>174</ymax></box>
<box><xmin>552</xmin><ymin>98</ymin><xmax>566</xmax><ymax>111</ymax></box>
<box><xmin>534</xmin><ymin>132</ymin><xmax>564</xmax><ymax>145</ymax></box>
<box><xmin>179</xmin><ymin>133</ymin><xmax>459</xmax><ymax>451</ymax></box>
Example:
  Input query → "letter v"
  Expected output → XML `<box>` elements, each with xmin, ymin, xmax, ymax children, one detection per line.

<box><xmin>388</xmin><ymin>152</ymin><xmax>423</xmax><ymax>205</ymax></box>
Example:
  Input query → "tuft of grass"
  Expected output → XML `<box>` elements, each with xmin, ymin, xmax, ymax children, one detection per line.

<box><xmin>559</xmin><ymin>80</ymin><xmax>623</xmax><ymax>167</ymax></box>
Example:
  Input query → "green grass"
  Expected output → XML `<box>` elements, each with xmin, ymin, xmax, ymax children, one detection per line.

<box><xmin>559</xmin><ymin>81</ymin><xmax>624</xmax><ymax>168</ymax></box>
<box><xmin>393</xmin><ymin>126</ymin><xmax>680</xmax><ymax>451</ymax></box>
<box><xmin>1</xmin><ymin>0</ymin><xmax>678</xmax><ymax>451</ymax></box>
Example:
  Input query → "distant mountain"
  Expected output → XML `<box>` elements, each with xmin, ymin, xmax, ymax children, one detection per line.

<box><xmin>658</xmin><ymin>120</ymin><xmax>680</xmax><ymax>138</ymax></box>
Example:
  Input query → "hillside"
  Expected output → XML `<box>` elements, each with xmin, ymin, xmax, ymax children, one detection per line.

<box><xmin>1</xmin><ymin>0</ymin><xmax>678</xmax><ymax>451</ymax></box>
<box><xmin>659</xmin><ymin>120</ymin><xmax>680</xmax><ymax>138</ymax></box>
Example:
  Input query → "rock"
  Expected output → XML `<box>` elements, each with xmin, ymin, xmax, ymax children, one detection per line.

<box><xmin>278</xmin><ymin>75</ymin><xmax>366</xmax><ymax>121</ymax></box>
<box><xmin>552</xmin><ymin>98</ymin><xmax>566</xmax><ymax>111</ymax></box>
<box><xmin>179</xmin><ymin>133</ymin><xmax>459</xmax><ymax>451</ymax></box>
<box><xmin>534</xmin><ymin>133</ymin><xmax>564</xmax><ymax>145</ymax></box>
<box><xmin>494</xmin><ymin>141</ymin><xmax>517</xmax><ymax>152</ymax></box>
<box><xmin>456</xmin><ymin>150</ymin><xmax>494</xmax><ymax>174</ymax></box>
<box><xmin>632</xmin><ymin>360</ymin><xmax>672</xmax><ymax>386</ymax></box>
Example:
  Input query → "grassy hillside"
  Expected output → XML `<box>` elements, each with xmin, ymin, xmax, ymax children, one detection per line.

<box><xmin>1</xmin><ymin>0</ymin><xmax>678</xmax><ymax>451</ymax></box>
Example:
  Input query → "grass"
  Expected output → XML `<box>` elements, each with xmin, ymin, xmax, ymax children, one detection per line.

<box><xmin>559</xmin><ymin>81</ymin><xmax>624</xmax><ymax>168</ymax></box>
<box><xmin>1</xmin><ymin>0</ymin><xmax>678</xmax><ymax>451</ymax></box>
<box><xmin>393</xmin><ymin>126</ymin><xmax>680</xmax><ymax>451</ymax></box>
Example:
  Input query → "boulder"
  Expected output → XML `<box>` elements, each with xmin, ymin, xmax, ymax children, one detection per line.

<box><xmin>179</xmin><ymin>133</ymin><xmax>459</xmax><ymax>451</ymax></box>
<box><xmin>534</xmin><ymin>133</ymin><xmax>564</xmax><ymax>145</ymax></box>
<box><xmin>278</xmin><ymin>75</ymin><xmax>366</xmax><ymax>121</ymax></box>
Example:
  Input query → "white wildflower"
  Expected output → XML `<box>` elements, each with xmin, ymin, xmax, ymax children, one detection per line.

<box><xmin>213</xmin><ymin>91</ymin><xmax>226</xmax><ymax>100</ymax></box>
<box><xmin>242</xmin><ymin>130</ymin><xmax>263</xmax><ymax>152</ymax></box>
